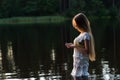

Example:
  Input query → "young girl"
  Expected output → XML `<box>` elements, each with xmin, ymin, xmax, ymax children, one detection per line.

<box><xmin>65</xmin><ymin>13</ymin><xmax>95</xmax><ymax>80</ymax></box>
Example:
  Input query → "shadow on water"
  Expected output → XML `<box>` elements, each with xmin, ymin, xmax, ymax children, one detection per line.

<box><xmin>0</xmin><ymin>23</ymin><xmax>72</xmax><ymax>80</ymax></box>
<box><xmin>0</xmin><ymin>19</ymin><xmax>120</xmax><ymax>80</ymax></box>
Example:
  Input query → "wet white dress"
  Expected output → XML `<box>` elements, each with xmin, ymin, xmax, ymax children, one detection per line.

<box><xmin>71</xmin><ymin>32</ymin><xmax>90</xmax><ymax>77</ymax></box>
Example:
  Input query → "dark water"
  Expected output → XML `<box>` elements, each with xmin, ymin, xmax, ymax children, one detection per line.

<box><xmin>0</xmin><ymin>19</ymin><xmax>120</xmax><ymax>80</ymax></box>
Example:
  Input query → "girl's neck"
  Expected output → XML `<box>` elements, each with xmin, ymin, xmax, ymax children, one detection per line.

<box><xmin>79</xmin><ymin>29</ymin><xmax>87</xmax><ymax>33</ymax></box>
<box><xmin>81</xmin><ymin>31</ymin><xmax>85</xmax><ymax>33</ymax></box>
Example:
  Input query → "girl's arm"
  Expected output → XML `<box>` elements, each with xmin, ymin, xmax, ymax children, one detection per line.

<box><xmin>76</xmin><ymin>39</ymin><xmax>90</xmax><ymax>54</ymax></box>
<box><xmin>66</xmin><ymin>40</ymin><xmax>90</xmax><ymax>54</ymax></box>
<box><xmin>65</xmin><ymin>43</ymin><xmax>74</xmax><ymax>48</ymax></box>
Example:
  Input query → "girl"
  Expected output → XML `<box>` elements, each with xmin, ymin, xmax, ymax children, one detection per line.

<box><xmin>65</xmin><ymin>13</ymin><xmax>96</xmax><ymax>80</ymax></box>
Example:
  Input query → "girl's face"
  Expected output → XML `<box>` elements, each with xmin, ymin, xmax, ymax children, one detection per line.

<box><xmin>72</xmin><ymin>19</ymin><xmax>82</xmax><ymax>32</ymax></box>
<box><xmin>72</xmin><ymin>19</ymin><xmax>78</xmax><ymax>29</ymax></box>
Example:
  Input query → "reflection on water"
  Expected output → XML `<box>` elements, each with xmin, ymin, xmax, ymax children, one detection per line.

<box><xmin>7</xmin><ymin>41</ymin><xmax>16</xmax><ymax>72</ymax></box>
<box><xmin>0</xmin><ymin>49</ymin><xmax>2</xmax><ymax>71</ymax></box>
<box><xmin>51</xmin><ymin>48</ymin><xmax>56</xmax><ymax>61</ymax></box>
<box><xmin>0</xmin><ymin>19</ymin><xmax>120</xmax><ymax>80</ymax></box>
<box><xmin>0</xmin><ymin>57</ymin><xmax>120</xmax><ymax>80</ymax></box>
<box><xmin>90</xmin><ymin>59</ymin><xmax>120</xmax><ymax>80</ymax></box>
<box><xmin>100</xmin><ymin>60</ymin><xmax>115</xmax><ymax>80</ymax></box>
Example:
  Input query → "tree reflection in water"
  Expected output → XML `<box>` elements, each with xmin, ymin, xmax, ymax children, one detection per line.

<box><xmin>0</xmin><ymin>41</ymin><xmax>119</xmax><ymax>80</ymax></box>
<box><xmin>0</xmin><ymin>20</ymin><xmax>119</xmax><ymax>80</ymax></box>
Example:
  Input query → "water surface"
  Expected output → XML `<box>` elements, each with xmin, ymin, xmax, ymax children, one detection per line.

<box><xmin>0</xmin><ymin>19</ymin><xmax>120</xmax><ymax>80</ymax></box>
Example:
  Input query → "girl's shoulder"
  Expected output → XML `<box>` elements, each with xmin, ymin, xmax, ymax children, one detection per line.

<box><xmin>82</xmin><ymin>32</ymin><xmax>90</xmax><ymax>40</ymax></box>
<box><xmin>81</xmin><ymin>32</ymin><xmax>89</xmax><ymax>36</ymax></box>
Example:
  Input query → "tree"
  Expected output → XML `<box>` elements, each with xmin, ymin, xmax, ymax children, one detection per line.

<box><xmin>84</xmin><ymin>0</ymin><xmax>108</xmax><ymax>16</ymax></box>
<box><xmin>0</xmin><ymin>0</ymin><xmax>15</xmax><ymax>17</ymax></box>
<box><xmin>0</xmin><ymin>0</ymin><xmax>119</xmax><ymax>18</ymax></box>
<box><xmin>65</xmin><ymin>0</ymin><xmax>86</xmax><ymax>16</ymax></box>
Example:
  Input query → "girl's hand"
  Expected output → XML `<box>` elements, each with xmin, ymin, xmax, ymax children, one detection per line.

<box><xmin>65</xmin><ymin>43</ymin><xmax>74</xmax><ymax>48</ymax></box>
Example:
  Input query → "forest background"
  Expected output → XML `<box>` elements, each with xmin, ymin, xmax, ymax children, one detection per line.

<box><xmin>0</xmin><ymin>0</ymin><xmax>119</xmax><ymax>19</ymax></box>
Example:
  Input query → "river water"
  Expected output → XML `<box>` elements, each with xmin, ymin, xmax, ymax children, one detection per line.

<box><xmin>0</xmin><ymin>18</ymin><xmax>120</xmax><ymax>80</ymax></box>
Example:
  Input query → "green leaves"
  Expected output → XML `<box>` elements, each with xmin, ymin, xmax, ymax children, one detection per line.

<box><xmin>0</xmin><ymin>0</ymin><xmax>119</xmax><ymax>18</ymax></box>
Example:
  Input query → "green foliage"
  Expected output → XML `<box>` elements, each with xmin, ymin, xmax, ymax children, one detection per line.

<box><xmin>67</xmin><ymin>0</ymin><xmax>86</xmax><ymax>15</ymax></box>
<box><xmin>0</xmin><ymin>0</ymin><xmax>119</xmax><ymax>18</ymax></box>
<box><xmin>0</xmin><ymin>0</ymin><xmax>15</xmax><ymax>17</ymax></box>
<box><xmin>84</xmin><ymin>0</ymin><xmax>107</xmax><ymax>16</ymax></box>
<box><xmin>0</xmin><ymin>0</ymin><xmax>59</xmax><ymax>17</ymax></box>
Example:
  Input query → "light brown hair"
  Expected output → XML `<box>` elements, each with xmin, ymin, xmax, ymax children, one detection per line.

<box><xmin>73</xmin><ymin>13</ymin><xmax>96</xmax><ymax>61</ymax></box>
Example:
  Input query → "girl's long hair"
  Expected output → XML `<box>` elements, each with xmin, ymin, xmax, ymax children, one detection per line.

<box><xmin>74</xmin><ymin>13</ymin><xmax>96</xmax><ymax>61</ymax></box>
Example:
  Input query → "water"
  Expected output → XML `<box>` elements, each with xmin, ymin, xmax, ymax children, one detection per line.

<box><xmin>0</xmin><ymin>19</ymin><xmax>120</xmax><ymax>80</ymax></box>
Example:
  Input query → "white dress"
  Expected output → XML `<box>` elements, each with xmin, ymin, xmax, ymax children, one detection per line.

<box><xmin>71</xmin><ymin>32</ymin><xmax>90</xmax><ymax>77</ymax></box>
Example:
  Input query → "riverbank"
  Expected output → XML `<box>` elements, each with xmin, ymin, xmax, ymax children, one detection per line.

<box><xmin>0</xmin><ymin>16</ymin><xmax>69</xmax><ymax>25</ymax></box>
<box><xmin>0</xmin><ymin>15</ymin><xmax>118</xmax><ymax>25</ymax></box>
